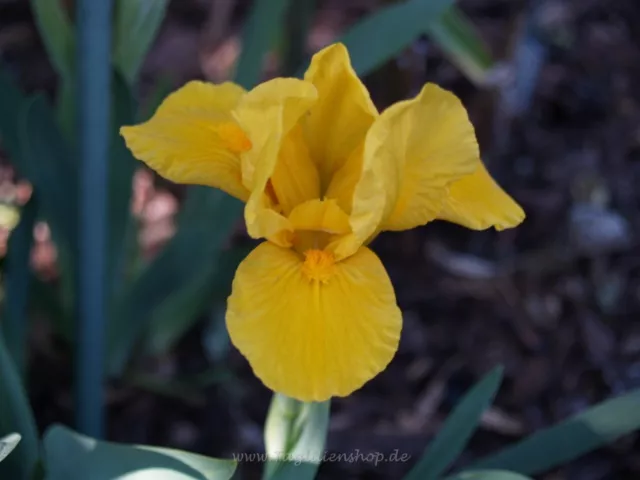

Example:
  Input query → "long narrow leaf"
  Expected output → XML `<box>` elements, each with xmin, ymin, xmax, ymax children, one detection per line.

<box><xmin>113</xmin><ymin>0</ymin><xmax>170</xmax><ymax>84</ymax></box>
<box><xmin>0</xmin><ymin>335</ymin><xmax>39</xmax><ymax>479</ymax></box>
<box><xmin>339</xmin><ymin>0</ymin><xmax>455</xmax><ymax>77</ymax></box>
<box><xmin>19</xmin><ymin>96</ymin><xmax>77</xmax><ymax>255</ymax></box>
<box><xmin>263</xmin><ymin>394</ymin><xmax>330</xmax><ymax>480</ymax></box>
<box><xmin>468</xmin><ymin>387</ymin><xmax>640</xmax><ymax>476</ymax></box>
<box><xmin>404</xmin><ymin>366</ymin><xmax>504</xmax><ymax>480</ymax></box>
<box><xmin>448</xmin><ymin>470</ymin><xmax>533</xmax><ymax>480</ymax></box>
<box><xmin>0</xmin><ymin>434</ymin><xmax>21</xmax><ymax>464</ymax></box>
<box><xmin>30</xmin><ymin>0</ymin><xmax>75</xmax><ymax>79</ymax></box>
<box><xmin>0</xmin><ymin>69</ymin><xmax>28</xmax><ymax>173</ymax></box>
<box><xmin>234</xmin><ymin>0</ymin><xmax>292</xmax><ymax>88</ymax></box>
<box><xmin>1</xmin><ymin>197</ymin><xmax>37</xmax><ymax>377</ymax></box>
<box><xmin>43</xmin><ymin>425</ymin><xmax>237</xmax><ymax>480</ymax></box>
<box><xmin>108</xmin><ymin>72</ymin><xmax>137</xmax><ymax>297</ymax></box>
<box><xmin>426</xmin><ymin>5</ymin><xmax>493</xmax><ymax>85</ymax></box>
<box><xmin>107</xmin><ymin>188</ymin><xmax>243</xmax><ymax>374</ymax></box>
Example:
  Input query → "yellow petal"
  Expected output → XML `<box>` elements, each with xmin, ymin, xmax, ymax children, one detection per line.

<box><xmin>120</xmin><ymin>81</ymin><xmax>250</xmax><ymax>201</ymax></box>
<box><xmin>270</xmin><ymin>125</ymin><xmax>321</xmax><ymax>215</ymax></box>
<box><xmin>288</xmin><ymin>198</ymin><xmax>351</xmax><ymax>235</ymax></box>
<box><xmin>303</xmin><ymin>43</ymin><xmax>378</xmax><ymax>189</ymax></box>
<box><xmin>373</xmin><ymin>83</ymin><xmax>479</xmax><ymax>231</ymax></box>
<box><xmin>326</xmin><ymin>142</ymin><xmax>386</xmax><ymax>260</ymax></box>
<box><xmin>235</xmin><ymin>78</ymin><xmax>318</xmax><ymax>244</ymax></box>
<box><xmin>226</xmin><ymin>242</ymin><xmax>402</xmax><ymax>401</ymax></box>
<box><xmin>439</xmin><ymin>162</ymin><xmax>525</xmax><ymax>230</ymax></box>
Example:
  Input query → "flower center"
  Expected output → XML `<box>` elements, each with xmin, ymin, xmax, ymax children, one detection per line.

<box><xmin>215</xmin><ymin>122</ymin><xmax>252</xmax><ymax>154</ymax></box>
<box><xmin>302</xmin><ymin>249</ymin><xmax>336</xmax><ymax>283</ymax></box>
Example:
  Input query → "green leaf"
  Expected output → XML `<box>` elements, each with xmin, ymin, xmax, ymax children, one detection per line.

<box><xmin>144</xmin><ymin>246</ymin><xmax>249</xmax><ymax>355</ymax></box>
<box><xmin>234</xmin><ymin>0</ymin><xmax>292</xmax><ymax>88</ymax></box>
<box><xmin>404</xmin><ymin>366</ymin><xmax>504</xmax><ymax>480</ymax></box>
<box><xmin>20</xmin><ymin>96</ymin><xmax>77</xmax><ymax>256</ymax></box>
<box><xmin>0</xmin><ymin>433</ymin><xmax>21</xmax><ymax>464</ymax></box>
<box><xmin>426</xmin><ymin>6</ymin><xmax>493</xmax><ymax>85</ymax></box>
<box><xmin>281</xmin><ymin>0</ymin><xmax>317</xmax><ymax>76</ymax></box>
<box><xmin>108</xmin><ymin>72</ymin><xmax>137</xmax><ymax>297</ymax></box>
<box><xmin>30</xmin><ymin>0</ymin><xmax>75</xmax><ymax>79</ymax></box>
<box><xmin>448</xmin><ymin>470</ymin><xmax>533</xmax><ymax>480</ymax></box>
<box><xmin>1</xmin><ymin>197</ymin><xmax>37</xmax><ymax>377</ymax></box>
<box><xmin>107</xmin><ymin>188</ymin><xmax>243</xmax><ymax>374</ymax></box>
<box><xmin>263</xmin><ymin>394</ymin><xmax>330</xmax><ymax>480</ymax></box>
<box><xmin>469</xmin><ymin>387</ymin><xmax>640</xmax><ymax>476</ymax></box>
<box><xmin>113</xmin><ymin>0</ymin><xmax>170</xmax><ymax>84</ymax></box>
<box><xmin>0</xmin><ymin>69</ymin><xmax>28</xmax><ymax>174</ymax></box>
<box><xmin>339</xmin><ymin>0</ymin><xmax>455</xmax><ymax>77</ymax></box>
<box><xmin>0</xmin><ymin>335</ymin><xmax>39</xmax><ymax>479</ymax></box>
<box><xmin>43</xmin><ymin>425</ymin><xmax>237</xmax><ymax>480</ymax></box>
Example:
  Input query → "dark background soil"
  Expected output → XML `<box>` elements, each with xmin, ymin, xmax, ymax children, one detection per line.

<box><xmin>1</xmin><ymin>0</ymin><xmax>640</xmax><ymax>479</ymax></box>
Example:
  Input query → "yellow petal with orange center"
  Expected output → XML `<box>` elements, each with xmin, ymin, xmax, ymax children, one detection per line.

<box><xmin>234</xmin><ymin>78</ymin><xmax>318</xmax><ymax>245</ymax></box>
<box><xmin>226</xmin><ymin>242</ymin><xmax>402</xmax><ymax>402</ymax></box>
<box><xmin>371</xmin><ymin>83</ymin><xmax>479</xmax><ymax>231</ymax></box>
<box><xmin>439</xmin><ymin>162</ymin><xmax>525</xmax><ymax>230</ymax></box>
<box><xmin>303</xmin><ymin>43</ymin><xmax>378</xmax><ymax>190</ymax></box>
<box><xmin>120</xmin><ymin>81</ymin><xmax>250</xmax><ymax>201</ymax></box>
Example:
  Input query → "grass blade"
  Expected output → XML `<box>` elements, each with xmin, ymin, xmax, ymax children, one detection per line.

<box><xmin>107</xmin><ymin>188</ymin><xmax>243</xmax><ymax>374</ymax></box>
<box><xmin>19</xmin><ymin>96</ymin><xmax>77</xmax><ymax>255</ymax></box>
<box><xmin>0</xmin><ymin>334</ymin><xmax>39</xmax><ymax>479</ymax></box>
<box><xmin>263</xmin><ymin>394</ymin><xmax>330</xmax><ymax>480</ymax></box>
<box><xmin>469</xmin><ymin>387</ymin><xmax>640</xmax><ymax>475</ymax></box>
<box><xmin>339</xmin><ymin>0</ymin><xmax>455</xmax><ymax>77</ymax></box>
<box><xmin>43</xmin><ymin>425</ymin><xmax>237</xmax><ymax>480</ymax></box>
<box><xmin>405</xmin><ymin>366</ymin><xmax>504</xmax><ymax>480</ymax></box>
<box><xmin>30</xmin><ymin>0</ymin><xmax>75</xmax><ymax>79</ymax></box>
<box><xmin>1</xmin><ymin>197</ymin><xmax>37</xmax><ymax>378</ymax></box>
<box><xmin>448</xmin><ymin>470</ymin><xmax>533</xmax><ymax>480</ymax></box>
<box><xmin>234</xmin><ymin>0</ymin><xmax>292</xmax><ymax>88</ymax></box>
<box><xmin>108</xmin><ymin>72</ymin><xmax>137</xmax><ymax>298</ymax></box>
<box><xmin>113</xmin><ymin>0</ymin><xmax>169</xmax><ymax>84</ymax></box>
<box><xmin>0</xmin><ymin>69</ymin><xmax>28</xmax><ymax>174</ymax></box>
<box><xmin>426</xmin><ymin>5</ymin><xmax>493</xmax><ymax>85</ymax></box>
<box><xmin>0</xmin><ymin>433</ymin><xmax>22</xmax><ymax>464</ymax></box>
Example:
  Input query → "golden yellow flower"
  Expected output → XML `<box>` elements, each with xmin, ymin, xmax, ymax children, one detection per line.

<box><xmin>121</xmin><ymin>43</ymin><xmax>524</xmax><ymax>402</ymax></box>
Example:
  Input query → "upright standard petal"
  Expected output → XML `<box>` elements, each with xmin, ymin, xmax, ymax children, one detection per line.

<box><xmin>226</xmin><ymin>242</ymin><xmax>402</xmax><ymax>402</ymax></box>
<box><xmin>234</xmin><ymin>78</ymin><xmax>318</xmax><ymax>245</ymax></box>
<box><xmin>372</xmin><ymin>83</ymin><xmax>479</xmax><ymax>231</ymax></box>
<box><xmin>326</xmin><ymin>143</ymin><xmax>386</xmax><ymax>261</ymax></box>
<box><xmin>303</xmin><ymin>43</ymin><xmax>378</xmax><ymax>189</ymax></box>
<box><xmin>438</xmin><ymin>162</ymin><xmax>525</xmax><ymax>230</ymax></box>
<box><xmin>120</xmin><ymin>81</ymin><xmax>250</xmax><ymax>201</ymax></box>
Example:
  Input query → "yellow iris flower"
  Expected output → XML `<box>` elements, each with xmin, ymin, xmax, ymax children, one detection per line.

<box><xmin>121</xmin><ymin>43</ymin><xmax>524</xmax><ymax>402</ymax></box>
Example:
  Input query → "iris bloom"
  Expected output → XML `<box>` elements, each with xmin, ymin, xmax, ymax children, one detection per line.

<box><xmin>121</xmin><ymin>43</ymin><xmax>524</xmax><ymax>402</ymax></box>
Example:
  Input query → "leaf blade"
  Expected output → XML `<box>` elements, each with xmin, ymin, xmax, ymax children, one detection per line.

<box><xmin>426</xmin><ymin>5</ymin><xmax>494</xmax><ymax>85</ymax></box>
<box><xmin>0</xmin><ymin>335</ymin><xmax>39</xmax><ymax>479</ymax></box>
<box><xmin>469</xmin><ymin>387</ymin><xmax>640</xmax><ymax>476</ymax></box>
<box><xmin>113</xmin><ymin>0</ymin><xmax>170</xmax><ymax>83</ymax></box>
<box><xmin>43</xmin><ymin>425</ymin><xmax>237</xmax><ymax>480</ymax></box>
<box><xmin>30</xmin><ymin>0</ymin><xmax>75</xmax><ymax>79</ymax></box>
<box><xmin>404</xmin><ymin>366</ymin><xmax>504</xmax><ymax>480</ymax></box>
<box><xmin>339</xmin><ymin>0</ymin><xmax>455</xmax><ymax>77</ymax></box>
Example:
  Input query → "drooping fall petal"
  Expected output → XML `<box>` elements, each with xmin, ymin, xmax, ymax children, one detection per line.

<box><xmin>303</xmin><ymin>43</ymin><xmax>378</xmax><ymax>190</ymax></box>
<box><xmin>226</xmin><ymin>242</ymin><xmax>402</xmax><ymax>402</ymax></box>
<box><xmin>234</xmin><ymin>78</ymin><xmax>318</xmax><ymax>246</ymax></box>
<box><xmin>438</xmin><ymin>162</ymin><xmax>525</xmax><ymax>230</ymax></box>
<box><xmin>120</xmin><ymin>81</ymin><xmax>250</xmax><ymax>201</ymax></box>
<box><xmin>370</xmin><ymin>83</ymin><xmax>479</xmax><ymax>232</ymax></box>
